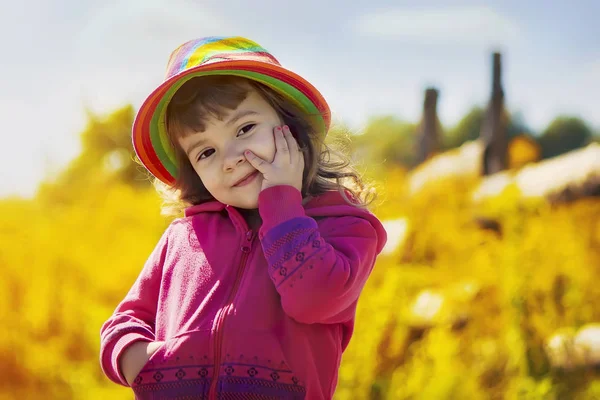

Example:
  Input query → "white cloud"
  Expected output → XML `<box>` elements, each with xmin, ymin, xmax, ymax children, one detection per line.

<box><xmin>354</xmin><ymin>6</ymin><xmax>520</xmax><ymax>47</ymax></box>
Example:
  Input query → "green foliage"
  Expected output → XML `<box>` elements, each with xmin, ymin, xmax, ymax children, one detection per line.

<box><xmin>37</xmin><ymin>106</ymin><xmax>151</xmax><ymax>206</ymax></box>
<box><xmin>442</xmin><ymin>107</ymin><xmax>531</xmax><ymax>151</ymax></box>
<box><xmin>443</xmin><ymin>107</ymin><xmax>486</xmax><ymax>149</ymax></box>
<box><xmin>538</xmin><ymin>117</ymin><xmax>593</xmax><ymax>160</ymax></box>
<box><xmin>350</xmin><ymin>116</ymin><xmax>419</xmax><ymax>173</ymax></box>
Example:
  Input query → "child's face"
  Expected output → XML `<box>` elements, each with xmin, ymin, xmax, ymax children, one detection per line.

<box><xmin>177</xmin><ymin>88</ymin><xmax>283</xmax><ymax>209</ymax></box>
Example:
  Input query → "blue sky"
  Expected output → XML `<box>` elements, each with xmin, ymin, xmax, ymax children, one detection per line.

<box><xmin>1</xmin><ymin>0</ymin><xmax>599</xmax><ymax>197</ymax></box>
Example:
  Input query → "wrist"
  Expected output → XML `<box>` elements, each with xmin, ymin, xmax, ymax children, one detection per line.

<box><xmin>258</xmin><ymin>186</ymin><xmax>305</xmax><ymax>235</ymax></box>
<box><xmin>119</xmin><ymin>340</ymin><xmax>153</xmax><ymax>385</ymax></box>
<box><xmin>261</xmin><ymin>182</ymin><xmax>301</xmax><ymax>192</ymax></box>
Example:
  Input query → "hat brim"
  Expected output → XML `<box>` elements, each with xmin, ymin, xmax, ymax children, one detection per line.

<box><xmin>132</xmin><ymin>60</ymin><xmax>331</xmax><ymax>186</ymax></box>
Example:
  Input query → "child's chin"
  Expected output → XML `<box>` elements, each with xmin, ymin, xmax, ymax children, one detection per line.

<box><xmin>231</xmin><ymin>195</ymin><xmax>259</xmax><ymax>210</ymax></box>
<box><xmin>237</xmin><ymin>202</ymin><xmax>259</xmax><ymax>210</ymax></box>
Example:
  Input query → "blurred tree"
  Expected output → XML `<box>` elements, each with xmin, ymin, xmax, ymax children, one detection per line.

<box><xmin>350</xmin><ymin>116</ymin><xmax>419</xmax><ymax>173</ymax></box>
<box><xmin>507</xmin><ymin>111</ymin><xmax>532</xmax><ymax>138</ymax></box>
<box><xmin>443</xmin><ymin>107</ymin><xmax>485</xmax><ymax>150</ymax></box>
<box><xmin>443</xmin><ymin>107</ymin><xmax>532</xmax><ymax>151</ymax></box>
<box><xmin>38</xmin><ymin>105</ymin><xmax>152</xmax><ymax>205</ymax></box>
<box><xmin>538</xmin><ymin>117</ymin><xmax>593</xmax><ymax>159</ymax></box>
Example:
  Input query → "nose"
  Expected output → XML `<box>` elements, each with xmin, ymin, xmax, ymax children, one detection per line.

<box><xmin>223</xmin><ymin>146</ymin><xmax>246</xmax><ymax>172</ymax></box>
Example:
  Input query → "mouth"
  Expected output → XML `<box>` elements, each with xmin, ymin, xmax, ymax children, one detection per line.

<box><xmin>233</xmin><ymin>170</ymin><xmax>259</xmax><ymax>187</ymax></box>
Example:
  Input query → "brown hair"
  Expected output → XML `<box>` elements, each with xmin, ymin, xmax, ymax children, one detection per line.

<box><xmin>156</xmin><ymin>75</ymin><xmax>375</xmax><ymax>215</ymax></box>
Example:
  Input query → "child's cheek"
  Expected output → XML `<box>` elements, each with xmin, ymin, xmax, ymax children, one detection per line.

<box><xmin>255</xmin><ymin>129</ymin><xmax>277</xmax><ymax>162</ymax></box>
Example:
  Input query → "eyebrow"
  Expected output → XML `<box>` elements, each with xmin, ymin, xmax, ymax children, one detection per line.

<box><xmin>185</xmin><ymin>109</ymin><xmax>259</xmax><ymax>157</ymax></box>
<box><xmin>225</xmin><ymin>109</ymin><xmax>259</xmax><ymax>126</ymax></box>
<box><xmin>186</xmin><ymin>137</ymin><xmax>208</xmax><ymax>158</ymax></box>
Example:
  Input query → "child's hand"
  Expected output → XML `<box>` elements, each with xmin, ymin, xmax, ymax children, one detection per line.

<box><xmin>120</xmin><ymin>340</ymin><xmax>165</xmax><ymax>386</ymax></box>
<box><xmin>244</xmin><ymin>125</ymin><xmax>304</xmax><ymax>193</ymax></box>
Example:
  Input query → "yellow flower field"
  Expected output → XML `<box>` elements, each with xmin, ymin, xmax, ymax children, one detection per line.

<box><xmin>1</xmin><ymin>162</ymin><xmax>598</xmax><ymax>399</ymax></box>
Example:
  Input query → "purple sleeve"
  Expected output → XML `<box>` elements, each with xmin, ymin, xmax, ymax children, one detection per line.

<box><xmin>258</xmin><ymin>186</ymin><xmax>379</xmax><ymax>324</ymax></box>
<box><xmin>99</xmin><ymin>226</ymin><xmax>170</xmax><ymax>386</ymax></box>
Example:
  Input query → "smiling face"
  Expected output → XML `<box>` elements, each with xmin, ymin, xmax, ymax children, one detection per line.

<box><xmin>176</xmin><ymin>88</ymin><xmax>283</xmax><ymax>209</ymax></box>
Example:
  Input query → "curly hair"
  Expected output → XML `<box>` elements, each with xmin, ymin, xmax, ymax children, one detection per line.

<box><xmin>154</xmin><ymin>75</ymin><xmax>375</xmax><ymax>216</ymax></box>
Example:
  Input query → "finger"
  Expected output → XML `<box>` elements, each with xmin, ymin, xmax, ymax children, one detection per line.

<box><xmin>274</xmin><ymin>126</ymin><xmax>290</xmax><ymax>163</ymax></box>
<box><xmin>244</xmin><ymin>150</ymin><xmax>270</xmax><ymax>174</ymax></box>
<box><xmin>283</xmin><ymin>125</ymin><xmax>300</xmax><ymax>164</ymax></box>
<box><xmin>298</xmin><ymin>143</ymin><xmax>305</xmax><ymax>171</ymax></box>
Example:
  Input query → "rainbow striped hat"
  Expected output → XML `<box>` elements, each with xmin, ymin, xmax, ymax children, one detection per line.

<box><xmin>132</xmin><ymin>36</ymin><xmax>331</xmax><ymax>186</ymax></box>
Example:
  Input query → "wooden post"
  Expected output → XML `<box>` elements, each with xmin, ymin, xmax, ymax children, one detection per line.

<box><xmin>417</xmin><ymin>88</ymin><xmax>440</xmax><ymax>163</ymax></box>
<box><xmin>482</xmin><ymin>52</ymin><xmax>508</xmax><ymax>175</ymax></box>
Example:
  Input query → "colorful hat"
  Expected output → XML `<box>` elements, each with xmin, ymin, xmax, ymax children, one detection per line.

<box><xmin>132</xmin><ymin>36</ymin><xmax>331</xmax><ymax>185</ymax></box>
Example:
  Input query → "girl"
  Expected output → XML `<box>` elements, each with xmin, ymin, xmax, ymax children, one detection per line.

<box><xmin>100</xmin><ymin>36</ymin><xmax>387</xmax><ymax>400</ymax></box>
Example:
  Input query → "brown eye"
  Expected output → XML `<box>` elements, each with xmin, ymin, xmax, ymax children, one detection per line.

<box><xmin>198</xmin><ymin>148</ymin><xmax>214</xmax><ymax>161</ymax></box>
<box><xmin>237</xmin><ymin>124</ymin><xmax>255</xmax><ymax>136</ymax></box>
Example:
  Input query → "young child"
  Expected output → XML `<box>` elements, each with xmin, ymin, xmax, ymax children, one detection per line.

<box><xmin>100</xmin><ymin>36</ymin><xmax>387</xmax><ymax>400</ymax></box>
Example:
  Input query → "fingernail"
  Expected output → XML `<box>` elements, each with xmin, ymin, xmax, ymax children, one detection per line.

<box><xmin>275</xmin><ymin>126</ymin><xmax>282</xmax><ymax>131</ymax></box>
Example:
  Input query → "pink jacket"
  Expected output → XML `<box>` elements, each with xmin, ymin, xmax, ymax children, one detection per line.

<box><xmin>100</xmin><ymin>185</ymin><xmax>387</xmax><ymax>399</ymax></box>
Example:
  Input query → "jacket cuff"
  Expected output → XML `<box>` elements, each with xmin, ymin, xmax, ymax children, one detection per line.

<box><xmin>111</xmin><ymin>332</ymin><xmax>152</xmax><ymax>386</ymax></box>
<box><xmin>258</xmin><ymin>185</ymin><xmax>306</xmax><ymax>235</ymax></box>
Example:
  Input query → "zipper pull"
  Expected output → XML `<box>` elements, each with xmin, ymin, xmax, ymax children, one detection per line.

<box><xmin>241</xmin><ymin>230</ymin><xmax>254</xmax><ymax>253</ymax></box>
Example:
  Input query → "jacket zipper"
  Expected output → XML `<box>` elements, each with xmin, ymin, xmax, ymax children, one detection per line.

<box><xmin>209</xmin><ymin>229</ymin><xmax>254</xmax><ymax>399</ymax></box>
